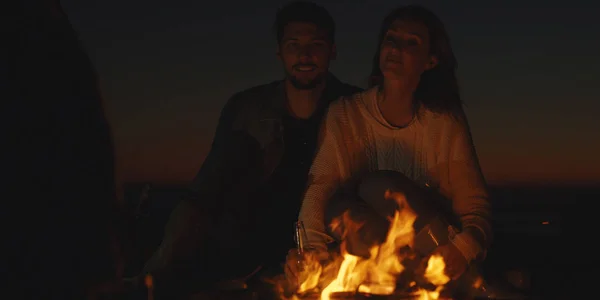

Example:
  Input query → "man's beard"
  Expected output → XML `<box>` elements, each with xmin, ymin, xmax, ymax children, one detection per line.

<box><xmin>285</xmin><ymin>70</ymin><xmax>326</xmax><ymax>90</ymax></box>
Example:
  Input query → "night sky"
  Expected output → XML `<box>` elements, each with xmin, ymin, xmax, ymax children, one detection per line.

<box><xmin>62</xmin><ymin>0</ymin><xmax>600</xmax><ymax>187</ymax></box>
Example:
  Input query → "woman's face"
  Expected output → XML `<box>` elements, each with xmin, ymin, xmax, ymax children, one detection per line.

<box><xmin>379</xmin><ymin>19</ymin><xmax>437</xmax><ymax>85</ymax></box>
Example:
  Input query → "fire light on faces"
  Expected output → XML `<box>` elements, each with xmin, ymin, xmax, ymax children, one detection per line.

<box><xmin>282</xmin><ymin>190</ymin><xmax>451</xmax><ymax>300</ymax></box>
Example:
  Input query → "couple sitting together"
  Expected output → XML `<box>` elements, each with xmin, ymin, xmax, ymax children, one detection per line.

<box><xmin>132</xmin><ymin>1</ymin><xmax>492</xmax><ymax>298</ymax></box>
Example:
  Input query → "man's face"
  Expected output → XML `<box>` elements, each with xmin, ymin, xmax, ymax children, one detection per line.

<box><xmin>278</xmin><ymin>22</ymin><xmax>336</xmax><ymax>90</ymax></box>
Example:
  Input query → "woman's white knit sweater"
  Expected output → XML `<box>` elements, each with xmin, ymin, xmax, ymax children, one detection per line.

<box><xmin>298</xmin><ymin>87</ymin><xmax>492</xmax><ymax>258</ymax></box>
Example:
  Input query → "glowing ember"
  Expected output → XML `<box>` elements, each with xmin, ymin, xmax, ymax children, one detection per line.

<box><xmin>278</xmin><ymin>190</ymin><xmax>453</xmax><ymax>300</ymax></box>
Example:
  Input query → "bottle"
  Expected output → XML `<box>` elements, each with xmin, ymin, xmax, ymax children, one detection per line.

<box><xmin>295</xmin><ymin>220</ymin><xmax>319</xmax><ymax>276</ymax></box>
<box><xmin>294</xmin><ymin>221</ymin><xmax>310</xmax><ymax>256</ymax></box>
<box><xmin>292</xmin><ymin>221</ymin><xmax>321</xmax><ymax>295</ymax></box>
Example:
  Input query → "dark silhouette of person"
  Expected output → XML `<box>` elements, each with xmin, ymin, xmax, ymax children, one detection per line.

<box><xmin>3</xmin><ymin>0</ymin><xmax>123</xmax><ymax>298</ymax></box>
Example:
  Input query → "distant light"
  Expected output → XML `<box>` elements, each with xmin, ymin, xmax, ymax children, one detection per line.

<box><xmin>542</xmin><ymin>221</ymin><xmax>550</xmax><ymax>225</ymax></box>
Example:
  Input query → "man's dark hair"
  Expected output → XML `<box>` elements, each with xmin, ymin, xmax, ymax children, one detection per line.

<box><xmin>273</xmin><ymin>1</ymin><xmax>335</xmax><ymax>44</ymax></box>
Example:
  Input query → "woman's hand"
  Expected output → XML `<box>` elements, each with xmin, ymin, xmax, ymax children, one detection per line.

<box><xmin>434</xmin><ymin>229</ymin><xmax>483</xmax><ymax>280</ymax></box>
<box><xmin>432</xmin><ymin>243</ymin><xmax>469</xmax><ymax>280</ymax></box>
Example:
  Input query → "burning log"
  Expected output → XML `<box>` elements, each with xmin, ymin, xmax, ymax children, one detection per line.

<box><xmin>296</xmin><ymin>291</ymin><xmax>447</xmax><ymax>300</ymax></box>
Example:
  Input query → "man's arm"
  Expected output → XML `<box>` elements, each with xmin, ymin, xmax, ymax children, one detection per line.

<box><xmin>186</xmin><ymin>95</ymin><xmax>243</xmax><ymax>205</ymax></box>
<box><xmin>141</xmin><ymin>94</ymin><xmax>252</xmax><ymax>276</ymax></box>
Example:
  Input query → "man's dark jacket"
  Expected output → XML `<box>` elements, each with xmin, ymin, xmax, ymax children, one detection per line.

<box><xmin>143</xmin><ymin>76</ymin><xmax>361</xmax><ymax>282</ymax></box>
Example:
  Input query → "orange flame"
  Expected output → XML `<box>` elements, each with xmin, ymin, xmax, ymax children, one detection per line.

<box><xmin>281</xmin><ymin>190</ymin><xmax>452</xmax><ymax>300</ymax></box>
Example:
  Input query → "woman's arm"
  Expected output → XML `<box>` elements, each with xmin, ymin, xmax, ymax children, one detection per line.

<box><xmin>446</xmin><ymin>113</ymin><xmax>493</xmax><ymax>261</ymax></box>
<box><xmin>298</xmin><ymin>109</ymin><xmax>345</xmax><ymax>253</ymax></box>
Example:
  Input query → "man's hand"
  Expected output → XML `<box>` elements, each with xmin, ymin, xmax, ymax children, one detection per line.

<box><xmin>432</xmin><ymin>243</ymin><xmax>469</xmax><ymax>280</ymax></box>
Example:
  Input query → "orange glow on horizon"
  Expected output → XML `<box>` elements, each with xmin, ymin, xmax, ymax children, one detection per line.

<box><xmin>114</xmin><ymin>139</ymin><xmax>600</xmax><ymax>188</ymax></box>
<box><xmin>116</xmin><ymin>157</ymin><xmax>600</xmax><ymax>188</ymax></box>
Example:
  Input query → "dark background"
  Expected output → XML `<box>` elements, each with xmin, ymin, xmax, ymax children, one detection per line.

<box><xmin>60</xmin><ymin>0</ymin><xmax>600</xmax><ymax>189</ymax></box>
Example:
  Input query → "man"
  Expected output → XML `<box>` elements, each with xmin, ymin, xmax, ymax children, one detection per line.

<box><xmin>137</xmin><ymin>0</ymin><xmax>362</xmax><ymax>296</ymax></box>
<box><xmin>4</xmin><ymin>0</ymin><xmax>123</xmax><ymax>298</ymax></box>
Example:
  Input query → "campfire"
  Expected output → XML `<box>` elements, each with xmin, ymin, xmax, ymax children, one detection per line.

<box><xmin>276</xmin><ymin>190</ymin><xmax>452</xmax><ymax>300</ymax></box>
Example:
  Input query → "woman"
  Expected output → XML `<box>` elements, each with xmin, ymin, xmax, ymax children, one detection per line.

<box><xmin>286</xmin><ymin>5</ymin><xmax>492</xmax><ymax>289</ymax></box>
